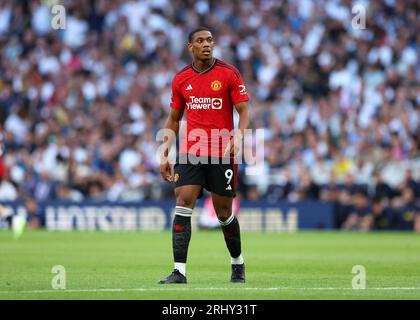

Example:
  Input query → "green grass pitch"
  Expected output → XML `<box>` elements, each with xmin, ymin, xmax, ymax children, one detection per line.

<box><xmin>0</xmin><ymin>230</ymin><xmax>419</xmax><ymax>299</ymax></box>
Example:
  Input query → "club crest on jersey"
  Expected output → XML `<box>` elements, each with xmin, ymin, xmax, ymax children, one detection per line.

<box><xmin>211</xmin><ymin>80</ymin><xmax>222</xmax><ymax>91</ymax></box>
<box><xmin>174</xmin><ymin>173</ymin><xmax>179</xmax><ymax>182</ymax></box>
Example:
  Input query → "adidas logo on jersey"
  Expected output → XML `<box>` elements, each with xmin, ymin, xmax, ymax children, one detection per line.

<box><xmin>226</xmin><ymin>185</ymin><xmax>232</xmax><ymax>190</ymax></box>
<box><xmin>186</xmin><ymin>84</ymin><xmax>193</xmax><ymax>91</ymax></box>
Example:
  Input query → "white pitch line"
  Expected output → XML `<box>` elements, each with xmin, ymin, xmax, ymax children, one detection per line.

<box><xmin>0</xmin><ymin>287</ymin><xmax>420</xmax><ymax>294</ymax></box>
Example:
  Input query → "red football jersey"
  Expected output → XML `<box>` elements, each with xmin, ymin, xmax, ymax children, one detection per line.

<box><xmin>170</xmin><ymin>59</ymin><xmax>249</xmax><ymax>157</ymax></box>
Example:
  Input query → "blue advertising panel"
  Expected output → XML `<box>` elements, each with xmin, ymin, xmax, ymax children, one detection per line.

<box><xmin>0</xmin><ymin>200</ymin><xmax>333</xmax><ymax>231</ymax></box>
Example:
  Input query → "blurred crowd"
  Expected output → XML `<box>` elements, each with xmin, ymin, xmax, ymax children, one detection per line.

<box><xmin>0</xmin><ymin>0</ymin><xmax>419</xmax><ymax>230</ymax></box>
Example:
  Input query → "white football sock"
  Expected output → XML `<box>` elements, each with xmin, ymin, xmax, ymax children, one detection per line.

<box><xmin>231</xmin><ymin>254</ymin><xmax>244</xmax><ymax>265</ymax></box>
<box><xmin>174</xmin><ymin>262</ymin><xmax>186</xmax><ymax>276</ymax></box>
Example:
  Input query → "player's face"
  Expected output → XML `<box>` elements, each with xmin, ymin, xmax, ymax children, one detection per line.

<box><xmin>188</xmin><ymin>31</ymin><xmax>214</xmax><ymax>60</ymax></box>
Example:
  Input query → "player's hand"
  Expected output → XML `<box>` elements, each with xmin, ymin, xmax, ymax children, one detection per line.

<box><xmin>160</xmin><ymin>162</ymin><xmax>173</xmax><ymax>182</ymax></box>
<box><xmin>224</xmin><ymin>131</ymin><xmax>243</xmax><ymax>157</ymax></box>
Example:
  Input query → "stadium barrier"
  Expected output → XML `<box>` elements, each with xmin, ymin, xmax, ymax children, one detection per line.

<box><xmin>0</xmin><ymin>200</ymin><xmax>333</xmax><ymax>231</ymax></box>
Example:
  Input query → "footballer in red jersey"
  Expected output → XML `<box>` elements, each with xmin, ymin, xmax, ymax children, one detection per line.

<box><xmin>170</xmin><ymin>57</ymin><xmax>249</xmax><ymax>158</ymax></box>
<box><xmin>159</xmin><ymin>27</ymin><xmax>249</xmax><ymax>285</ymax></box>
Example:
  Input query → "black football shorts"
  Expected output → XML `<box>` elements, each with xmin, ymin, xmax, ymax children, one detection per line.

<box><xmin>173</xmin><ymin>154</ymin><xmax>237</xmax><ymax>198</ymax></box>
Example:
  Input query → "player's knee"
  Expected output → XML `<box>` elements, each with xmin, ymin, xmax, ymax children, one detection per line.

<box><xmin>176</xmin><ymin>197</ymin><xmax>195</xmax><ymax>209</ymax></box>
<box><xmin>215</xmin><ymin>206</ymin><xmax>232</xmax><ymax>221</ymax></box>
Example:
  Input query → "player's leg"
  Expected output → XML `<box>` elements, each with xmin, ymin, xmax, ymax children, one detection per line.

<box><xmin>159</xmin><ymin>185</ymin><xmax>201</xmax><ymax>284</ymax></box>
<box><xmin>212</xmin><ymin>193</ymin><xmax>245</xmax><ymax>282</ymax></box>
<box><xmin>173</xmin><ymin>185</ymin><xmax>201</xmax><ymax>274</ymax></box>
<box><xmin>159</xmin><ymin>161</ymin><xmax>204</xmax><ymax>284</ymax></box>
<box><xmin>206</xmin><ymin>160</ymin><xmax>245</xmax><ymax>283</ymax></box>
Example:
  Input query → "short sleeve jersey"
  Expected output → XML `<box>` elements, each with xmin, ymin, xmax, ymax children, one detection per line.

<box><xmin>170</xmin><ymin>59</ymin><xmax>249</xmax><ymax>158</ymax></box>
